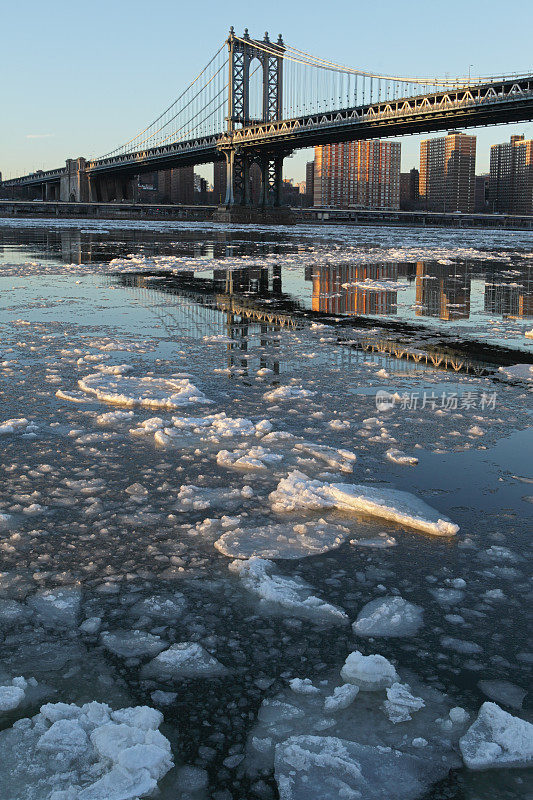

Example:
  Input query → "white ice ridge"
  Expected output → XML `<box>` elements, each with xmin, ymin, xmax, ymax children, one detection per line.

<box><xmin>79</xmin><ymin>366</ymin><xmax>211</xmax><ymax>409</ymax></box>
<box><xmin>353</xmin><ymin>596</ymin><xmax>424</xmax><ymax>638</ymax></box>
<box><xmin>263</xmin><ymin>386</ymin><xmax>317</xmax><ymax>402</ymax></box>
<box><xmin>269</xmin><ymin>471</ymin><xmax>459</xmax><ymax>536</ymax></box>
<box><xmin>498</xmin><ymin>363</ymin><xmax>533</xmax><ymax>383</ymax></box>
<box><xmin>386</xmin><ymin>448</ymin><xmax>419</xmax><ymax>466</ymax></box>
<box><xmin>229</xmin><ymin>558</ymin><xmax>349</xmax><ymax>625</ymax></box>
<box><xmin>295</xmin><ymin>442</ymin><xmax>357</xmax><ymax>473</ymax></box>
<box><xmin>217</xmin><ymin>445</ymin><xmax>283</xmax><ymax>471</ymax></box>
<box><xmin>130</xmin><ymin>412</ymin><xmax>271</xmax><ymax>446</ymax></box>
<box><xmin>215</xmin><ymin>519</ymin><xmax>350</xmax><ymax>559</ymax></box>
<box><xmin>459</xmin><ymin>702</ymin><xmax>533</xmax><ymax>770</ymax></box>
<box><xmin>0</xmin><ymin>702</ymin><xmax>173</xmax><ymax>800</ymax></box>
<box><xmin>0</xmin><ymin>418</ymin><xmax>38</xmax><ymax>435</ymax></box>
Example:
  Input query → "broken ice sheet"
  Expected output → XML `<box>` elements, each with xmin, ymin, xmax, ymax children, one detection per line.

<box><xmin>229</xmin><ymin>558</ymin><xmax>349</xmax><ymax>625</ymax></box>
<box><xmin>215</xmin><ymin>519</ymin><xmax>350</xmax><ymax>559</ymax></box>
<box><xmin>270</xmin><ymin>470</ymin><xmax>459</xmax><ymax>535</ymax></box>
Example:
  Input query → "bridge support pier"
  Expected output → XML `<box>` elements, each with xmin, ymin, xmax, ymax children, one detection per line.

<box><xmin>60</xmin><ymin>158</ymin><xmax>89</xmax><ymax>202</ymax></box>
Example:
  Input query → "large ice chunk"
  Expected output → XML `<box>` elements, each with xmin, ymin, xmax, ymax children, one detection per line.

<box><xmin>269</xmin><ymin>471</ymin><xmax>459</xmax><ymax>535</ymax></box>
<box><xmin>340</xmin><ymin>651</ymin><xmax>399</xmax><ymax>691</ymax></box>
<box><xmin>459</xmin><ymin>702</ymin><xmax>533</xmax><ymax>769</ymax></box>
<box><xmin>275</xmin><ymin>735</ymin><xmax>437</xmax><ymax>800</ymax></box>
<box><xmin>353</xmin><ymin>596</ymin><xmax>423</xmax><ymax>638</ymax></box>
<box><xmin>27</xmin><ymin>588</ymin><xmax>81</xmax><ymax>628</ymax></box>
<box><xmin>100</xmin><ymin>630</ymin><xmax>167</xmax><ymax>658</ymax></box>
<box><xmin>79</xmin><ymin>369</ymin><xmax>210</xmax><ymax>409</ymax></box>
<box><xmin>141</xmin><ymin>642</ymin><xmax>228</xmax><ymax>680</ymax></box>
<box><xmin>229</xmin><ymin>558</ymin><xmax>348</xmax><ymax>626</ymax></box>
<box><xmin>215</xmin><ymin>519</ymin><xmax>349</xmax><ymax>560</ymax></box>
<box><xmin>0</xmin><ymin>701</ymin><xmax>173</xmax><ymax>799</ymax></box>
<box><xmin>383</xmin><ymin>683</ymin><xmax>425</xmax><ymax>724</ymax></box>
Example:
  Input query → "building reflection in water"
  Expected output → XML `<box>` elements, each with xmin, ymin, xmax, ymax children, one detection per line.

<box><xmin>484</xmin><ymin>269</ymin><xmax>533</xmax><ymax>318</ymax></box>
<box><xmin>415</xmin><ymin>262</ymin><xmax>471</xmax><ymax>321</ymax></box>
<box><xmin>308</xmin><ymin>264</ymin><xmax>399</xmax><ymax>315</ymax></box>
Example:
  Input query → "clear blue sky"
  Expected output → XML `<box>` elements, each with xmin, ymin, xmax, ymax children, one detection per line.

<box><xmin>2</xmin><ymin>0</ymin><xmax>532</xmax><ymax>182</ymax></box>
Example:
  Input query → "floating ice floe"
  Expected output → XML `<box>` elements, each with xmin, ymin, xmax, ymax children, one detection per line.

<box><xmin>55</xmin><ymin>389</ymin><xmax>91</xmax><ymax>403</ymax></box>
<box><xmin>246</xmin><ymin>654</ymin><xmax>466</xmax><ymax>799</ymax></box>
<box><xmin>477</xmin><ymin>680</ymin><xmax>527</xmax><ymax>710</ymax></box>
<box><xmin>269</xmin><ymin>471</ymin><xmax>459</xmax><ymax>536</ymax></box>
<box><xmin>459</xmin><ymin>702</ymin><xmax>533</xmax><ymax>770</ymax></box>
<box><xmin>383</xmin><ymin>683</ymin><xmax>425</xmax><ymax>724</ymax></box>
<box><xmin>353</xmin><ymin>596</ymin><xmax>424</xmax><ymax>638</ymax></box>
<box><xmin>27</xmin><ymin>588</ymin><xmax>82</xmax><ymax>628</ymax></box>
<box><xmin>0</xmin><ymin>418</ymin><xmax>38</xmax><ymax>436</ymax></box>
<box><xmin>215</xmin><ymin>519</ymin><xmax>350</xmax><ymax>559</ymax></box>
<box><xmin>175</xmin><ymin>484</ymin><xmax>251</xmax><ymax>512</ymax></box>
<box><xmin>324</xmin><ymin>684</ymin><xmax>360</xmax><ymax>713</ymax></box>
<box><xmin>263</xmin><ymin>386</ymin><xmax>316</xmax><ymax>402</ymax></box>
<box><xmin>79</xmin><ymin>367</ymin><xmax>211</xmax><ymax>408</ymax></box>
<box><xmin>141</xmin><ymin>642</ymin><xmax>228</xmax><ymax>680</ymax></box>
<box><xmin>129</xmin><ymin>593</ymin><xmax>187</xmax><ymax>622</ymax></box>
<box><xmin>386</xmin><ymin>449</ymin><xmax>418</xmax><ymax>466</ymax></box>
<box><xmin>340</xmin><ymin>651</ymin><xmax>399</xmax><ymax>691</ymax></box>
<box><xmin>229</xmin><ymin>558</ymin><xmax>348</xmax><ymax>625</ymax></box>
<box><xmin>100</xmin><ymin>630</ymin><xmax>167</xmax><ymax>659</ymax></box>
<box><xmin>0</xmin><ymin>701</ymin><xmax>173</xmax><ymax>799</ymax></box>
<box><xmin>275</xmin><ymin>735</ymin><xmax>434</xmax><ymax>800</ymax></box>
<box><xmin>295</xmin><ymin>442</ymin><xmax>356</xmax><ymax>473</ymax></box>
<box><xmin>130</xmin><ymin>412</ymin><xmax>270</xmax><ymax>447</ymax></box>
<box><xmin>96</xmin><ymin>410</ymin><xmax>136</xmax><ymax>425</ymax></box>
<box><xmin>0</xmin><ymin>677</ymin><xmax>38</xmax><ymax>713</ymax></box>
<box><xmin>217</xmin><ymin>445</ymin><xmax>283</xmax><ymax>471</ymax></box>
<box><xmin>497</xmin><ymin>363</ymin><xmax>533</xmax><ymax>383</ymax></box>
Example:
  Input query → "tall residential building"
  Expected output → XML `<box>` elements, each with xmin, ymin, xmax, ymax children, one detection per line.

<box><xmin>313</xmin><ymin>140</ymin><xmax>400</xmax><ymax>209</ymax></box>
<box><xmin>419</xmin><ymin>131</ymin><xmax>476</xmax><ymax>213</ymax></box>
<box><xmin>305</xmin><ymin>161</ymin><xmax>315</xmax><ymax>203</ymax></box>
<box><xmin>489</xmin><ymin>135</ymin><xmax>533</xmax><ymax>214</ymax></box>
<box><xmin>400</xmin><ymin>168</ymin><xmax>419</xmax><ymax>210</ymax></box>
<box><xmin>157</xmin><ymin>167</ymin><xmax>194</xmax><ymax>204</ymax></box>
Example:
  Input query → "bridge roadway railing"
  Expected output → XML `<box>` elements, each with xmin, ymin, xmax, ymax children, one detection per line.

<box><xmin>226</xmin><ymin>79</ymin><xmax>533</xmax><ymax>147</ymax></box>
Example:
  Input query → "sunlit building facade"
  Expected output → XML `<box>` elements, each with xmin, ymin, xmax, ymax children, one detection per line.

<box><xmin>419</xmin><ymin>131</ymin><xmax>476</xmax><ymax>212</ymax></box>
<box><xmin>313</xmin><ymin>140</ymin><xmax>400</xmax><ymax>209</ymax></box>
<box><xmin>489</xmin><ymin>134</ymin><xmax>533</xmax><ymax>214</ymax></box>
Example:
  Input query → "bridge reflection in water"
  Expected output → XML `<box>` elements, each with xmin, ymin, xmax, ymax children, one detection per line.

<box><xmin>116</xmin><ymin>261</ymin><xmax>532</xmax><ymax>377</ymax></box>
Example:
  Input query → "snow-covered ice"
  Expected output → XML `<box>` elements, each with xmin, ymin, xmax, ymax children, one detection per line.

<box><xmin>340</xmin><ymin>651</ymin><xmax>399</xmax><ymax>691</ymax></box>
<box><xmin>214</xmin><ymin>519</ymin><xmax>349</xmax><ymax>559</ymax></box>
<box><xmin>353</xmin><ymin>596</ymin><xmax>424</xmax><ymax>637</ymax></box>
<box><xmin>459</xmin><ymin>702</ymin><xmax>533</xmax><ymax>770</ymax></box>
<box><xmin>0</xmin><ymin>701</ymin><xmax>173</xmax><ymax>799</ymax></box>
<box><xmin>270</xmin><ymin>471</ymin><xmax>459</xmax><ymax>535</ymax></box>
<box><xmin>141</xmin><ymin>642</ymin><xmax>228</xmax><ymax>680</ymax></box>
<box><xmin>229</xmin><ymin>558</ymin><xmax>349</xmax><ymax>625</ymax></box>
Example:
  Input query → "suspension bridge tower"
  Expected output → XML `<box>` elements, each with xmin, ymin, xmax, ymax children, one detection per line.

<box><xmin>221</xmin><ymin>28</ymin><xmax>288</xmax><ymax>208</ymax></box>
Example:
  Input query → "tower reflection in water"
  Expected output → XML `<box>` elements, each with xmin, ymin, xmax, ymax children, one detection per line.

<box><xmin>415</xmin><ymin>262</ymin><xmax>471</xmax><ymax>321</ymax></box>
<box><xmin>309</xmin><ymin>264</ymin><xmax>399</xmax><ymax>315</ymax></box>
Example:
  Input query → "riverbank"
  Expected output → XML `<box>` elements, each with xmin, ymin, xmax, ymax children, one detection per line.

<box><xmin>1</xmin><ymin>199</ymin><xmax>533</xmax><ymax>230</ymax></box>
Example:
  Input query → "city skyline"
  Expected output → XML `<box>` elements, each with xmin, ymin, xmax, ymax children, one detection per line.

<box><xmin>1</xmin><ymin>0</ymin><xmax>532</xmax><ymax>183</ymax></box>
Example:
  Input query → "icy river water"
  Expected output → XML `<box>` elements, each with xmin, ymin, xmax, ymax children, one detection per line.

<box><xmin>0</xmin><ymin>218</ymin><xmax>532</xmax><ymax>800</ymax></box>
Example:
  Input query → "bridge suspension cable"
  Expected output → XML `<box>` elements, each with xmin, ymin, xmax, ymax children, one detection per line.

<box><xmin>98</xmin><ymin>43</ymin><xmax>229</xmax><ymax>159</ymax></box>
<box><xmin>94</xmin><ymin>31</ymin><xmax>533</xmax><ymax>165</ymax></box>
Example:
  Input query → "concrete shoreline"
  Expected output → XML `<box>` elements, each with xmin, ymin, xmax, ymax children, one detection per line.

<box><xmin>1</xmin><ymin>199</ymin><xmax>533</xmax><ymax>230</ymax></box>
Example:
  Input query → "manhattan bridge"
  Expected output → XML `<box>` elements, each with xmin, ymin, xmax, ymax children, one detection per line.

<box><xmin>3</xmin><ymin>27</ymin><xmax>533</xmax><ymax>205</ymax></box>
